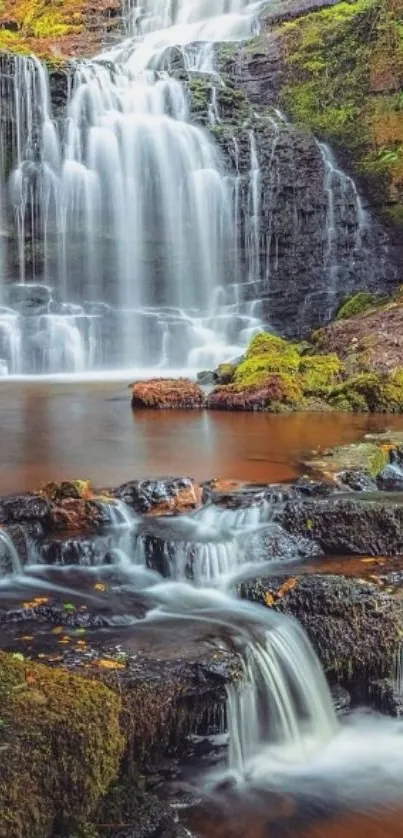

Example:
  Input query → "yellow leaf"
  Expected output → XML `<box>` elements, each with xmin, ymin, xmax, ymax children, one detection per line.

<box><xmin>306</xmin><ymin>519</ymin><xmax>313</xmax><ymax>530</ymax></box>
<box><xmin>264</xmin><ymin>592</ymin><xmax>275</xmax><ymax>607</ymax></box>
<box><xmin>94</xmin><ymin>583</ymin><xmax>107</xmax><ymax>592</ymax></box>
<box><xmin>277</xmin><ymin>578</ymin><xmax>297</xmax><ymax>598</ymax></box>
<box><xmin>52</xmin><ymin>627</ymin><xmax>64</xmax><ymax>635</ymax></box>
<box><xmin>20</xmin><ymin>635</ymin><xmax>34</xmax><ymax>642</ymax></box>
<box><xmin>96</xmin><ymin>659</ymin><xmax>126</xmax><ymax>670</ymax></box>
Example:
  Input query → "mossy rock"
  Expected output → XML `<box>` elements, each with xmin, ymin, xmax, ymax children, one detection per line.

<box><xmin>0</xmin><ymin>652</ymin><xmax>124</xmax><ymax>838</ymax></box>
<box><xmin>328</xmin><ymin>370</ymin><xmax>403</xmax><ymax>412</ymax></box>
<box><xmin>303</xmin><ymin>440</ymin><xmax>390</xmax><ymax>478</ymax></box>
<box><xmin>336</xmin><ymin>292</ymin><xmax>379</xmax><ymax>321</ymax></box>
<box><xmin>278</xmin><ymin>0</ymin><xmax>403</xmax><ymax>221</ymax></box>
<box><xmin>298</xmin><ymin>353</ymin><xmax>343</xmax><ymax>394</ymax></box>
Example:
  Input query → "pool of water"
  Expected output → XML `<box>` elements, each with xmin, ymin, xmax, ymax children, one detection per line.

<box><xmin>0</xmin><ymin>381</ymin><xmax>402</xmax><ymax>493</ymax></box>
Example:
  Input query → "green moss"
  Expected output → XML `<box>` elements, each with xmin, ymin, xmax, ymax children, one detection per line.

<box><xmin>298</xmin><ymin>353</ymin><xmax>343</xmax><ymax>393</ymax></box>
<box><xmin>216</xmin><ymin>362</ymin><xmax>237</xmax><ymax>384</ymax></box>
<box><xmin>0</xmin><ymin>652</ymin><xmax>124</xmax><ymax>838</ymax></box>
<box><xmin>327</xmin><ymin>370</ymin><xmax>403</xmax><ymax>413</ymax></box>
<box><xmin>278</xmin><ymin>0</ymin><xmax>403</xmax><ymax>219</ymax></box>
<box><xmin>336</xmin><ymin>292</ymin><xmax>379</xmax><ymax>320</ymax></box>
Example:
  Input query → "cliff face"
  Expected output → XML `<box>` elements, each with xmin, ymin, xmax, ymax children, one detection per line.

<box><xmin>227</xmin><ymin>0</ymin><xmax>403</xmax><ymax>245</ymax></box>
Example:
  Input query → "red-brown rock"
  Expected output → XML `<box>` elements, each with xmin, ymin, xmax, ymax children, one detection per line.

<box><xmin>131</xmin><ymin>378</ymin><xmax>205</xmax><ymax>410</ymax></box>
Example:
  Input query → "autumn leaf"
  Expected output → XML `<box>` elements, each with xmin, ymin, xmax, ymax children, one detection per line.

<box><xmin>361</xmin><ymin>558</ymin><xmax>376</xmax><ymax>564</ymax></box>
<box><xmin>63</xmin><ymin>603</ymin><xmax>76</xmax><ymax>612</ymax></box>
<box><xmin>25</xmin><ymin>673</ymin><xmax>37</xmax><ymax>685</ymax></box>
<box><xmin>52</xmin><ymin>626</ymin><xmax>64</xmax><ymax>635</ymax></box>
<box><xmin>94</xmin><ymin>583</ymin><xmax>106</xmax><ymax>592</ymax></box>
<box><xmin>95</xmin><ymin>659</ymin><xmax>126</xmax><ymax>670</ymax></box>
<box><xmin>12</xmin><ymin>653</ymin><xmax>24</xmax><ymax>662</ymax></box>
<box><xmin>306</xmin><ymin>519</ymin><xmax>314</xmax><ymax>530</ymax></box>
<box><xmin>20</xmin><ymin>635</ymin><xmax>34</xmax><ymax>641</ymax></box>
<box><xmin>264</xmin><ymin>592</ymin><xmax>275</xmax><ymax>607</ymax></box>
<box><xmin>75</xmin><ymin>628</ymin><xmax>86</xmax><ymax>635</ymax></box>
<box><xmin>277</xmin><ymin>578</ymin><xmax>297</xmax><ymax>599</ymax></box>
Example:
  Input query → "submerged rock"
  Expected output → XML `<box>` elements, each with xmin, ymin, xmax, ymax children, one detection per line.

<box><xmin>240</xmin><ymin>573</ymin><xmax>403</xmax><ymax>686</ymax></box>
<box><xmin>131</xmin><ymin>378</ymin><xmax>205</xmax><ymax>410</ymax></box>
<box><xmin>302</xmin><ymin>442</ymin><xmax>390</xmax><ymax>482</ymax></box>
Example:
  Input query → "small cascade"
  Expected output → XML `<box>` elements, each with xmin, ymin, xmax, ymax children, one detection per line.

<box><xmin>318</xmin><ymin>142</ymin><xmax>370</xmax><ymax>317</ymax></box>
<box><xmin>0</xmin><ymin>529</ymin><xmax>23</xmax><ymax>577</ymax></box>
<box><xmin>227</xmin><ymin>620</ymin><xmax>336</xmax><ymax>773</ymax></box>
<box><xmin>133</xmin><ymin>582</ymin><xmax>337</xmax><ymax>776</ymax></box>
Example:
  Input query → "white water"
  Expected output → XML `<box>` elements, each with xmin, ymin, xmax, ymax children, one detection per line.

<box><xmin>1</xmin><ymin>2</ymin><xmax>269</xmax><ymax>376</ymax></box>
<box><xmin>318</xmin><ymin>142</ymin><xmax>369</xmax><ymax>317</ymax></box>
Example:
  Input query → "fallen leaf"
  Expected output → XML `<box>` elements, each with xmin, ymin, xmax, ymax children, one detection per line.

<box><xmin>25</xmin><ymin>673</ymin><xmax>37</xmax><ymax>685</ymax></box>
<box><xmin>95</xmin><ymin>659</ymin><xmax>126</xmax><ymax>670</ymax></box>
<box><xmin>361</xmin><ymin>558</ymin><xmax>376</xmax><ymax>564</ymax></box>
<box><xmin>12</xmin><ymin>653</ymin><xmax>24</xmax><ymax>663</ymax></box>
<box><xmin>306</xmin><ymin>519</ymin><xmax>313</xmax><ymax>530</ymax></box>
<box><xmin>94</xmin><ymin>583</ymin><xmax>106</xmax><ymax>592</ymax></box>
<box><xmin>52</xmin><ymin>627</ymin><xmax>64</xmax><ymax>635</ymax></box>
<box><xmin>75</xmin><ymin>628</ymin><xmax>86</xmax><ymax>635</ymax></box>
<box><xmin>264</xmin><ymin>592</ymin><xmax>275</xmax><ymax>607</ymax></box>
<box><xmin>277</xmin><ymin>578</ymin><xmax>297</xmax><ymax>598</ymax></box>
<box><xmin>63</xmin><ymin>603</ymin><xmax>76</xmax><ymax>612</ymax></box>
<box><xmin>20</xmin><ymin>635</ymin><xmax>34</xmax><ymax>642</ymax></box>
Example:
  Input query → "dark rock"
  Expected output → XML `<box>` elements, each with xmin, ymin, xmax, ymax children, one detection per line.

<box><xmin>277</xmin><ymin>494</ymin><xmax>403</xmax><ymax>555</ymax></box>
<box><xmin>239</xmin><ymin>573</ymin><xmax>403</xmax><ymax>685</ymax></box>
<box><xmin>197</xmin><ymin>370</ymin><xmax>217</xmax><ymax>385</ymax></box>
<box><xmin>337</xmin><ymin>470</ymin><xmax>378</xmax><ymax>492</ymax></box>
<box><xmin>113</xmin><ymin>478</ymin><xmax>202</xmax><ymax>515</ymax></box>
<box><xmin>5</xmin><ymin>283</ymin><xmax>51</xmax><ymax>316</ymax></box>
<box><xmin>0</xmin><ymin>493</ymin><xmax>50</xmax><ymax>525</ymax></box>
<box><xmin>369</xmin><ymin>678</ymin><xmax>403</xmax><ymax>717</ymax></box>
<box><xmin>247</xmin><ymin>523</ymin><xmax>322</xmax><ymax>562</ymax></box>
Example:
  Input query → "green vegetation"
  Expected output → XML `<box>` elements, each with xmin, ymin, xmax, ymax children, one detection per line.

<box><xmin>0</xmin><ymin>651</ymin><xmax>124</xmax><ymax>838</ymax></box>
<box><xmin>212</xmin><ymin>332</ymin><xmax>403</xmax><ymax>412</ymax></box>
<box><xmin>278</xmin><ymin>0</ymin><xmax>403</xmax><ymax>222</ymax></box>
<box><xmin>336</xmin><ymin>292</ymin><xmax>379</xmax><ymax>320</ymax></box>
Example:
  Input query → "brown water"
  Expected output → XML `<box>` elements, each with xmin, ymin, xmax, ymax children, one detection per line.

<box><xmin>1</xmin><ymin>381</ymin><xmax>403</xmax><ymax>493</ymax></box>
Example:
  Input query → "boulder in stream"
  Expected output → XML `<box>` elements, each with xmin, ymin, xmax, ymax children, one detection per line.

<box><xmin>131</xmin><ymin>378</ymin><xmax>205</xmax><ymax>409</ymax></box>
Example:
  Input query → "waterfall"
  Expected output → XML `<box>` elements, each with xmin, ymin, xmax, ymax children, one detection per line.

<box><xmin>0</xmin><ymin>1</ymin><xmax>269</xmax><ymax>377</ymax></box>
<box><xmin>318</xmin><ymin>142</ymin><xmax>369</xmax><ymax>318</ymax></box>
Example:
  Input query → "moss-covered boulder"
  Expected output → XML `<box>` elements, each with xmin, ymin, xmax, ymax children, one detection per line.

<box><xmin>0</xmin><ymin>651</ymin><xmax>124</xmax><ymax>838</ymax></box>
<box><xmin>207</xmin><ymin>331</ymin><xmax>403</xmax><ymax>413</ymax></box>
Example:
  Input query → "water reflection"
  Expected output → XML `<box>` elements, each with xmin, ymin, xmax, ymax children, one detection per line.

<box><xmin>0</xmin><ymin>382</ymin><xmax>402</xmax><ymax>492</ymax></box>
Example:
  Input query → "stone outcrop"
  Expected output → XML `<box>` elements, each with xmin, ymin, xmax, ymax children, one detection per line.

<box><xmin>240</xmin><ymin>573</ymin><xmax>403</xmax><ymax>686</ymax></box>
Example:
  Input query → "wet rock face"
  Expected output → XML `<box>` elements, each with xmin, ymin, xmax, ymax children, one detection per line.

<box><xmin>277</xmin><ymin>495</ymin><xmax>403</xmax><ymax>556</ymax></box>
<box><xmin>131</xmin><ymin>379</ymin><xmax>206</xmax><ymax>410</ymax></box>
<box><xmin>113</xmin><ymin>477</ymin><xmax>203</xmax><ymax>515</ymax></box>
<box><xmin>240</xmin><ymin>573</ymin><xmax>403</xmax><ymax>686</ymax></box>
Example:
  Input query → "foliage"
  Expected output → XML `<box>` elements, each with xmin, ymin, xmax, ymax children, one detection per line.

<box><xmin>336</xmin><ymin>292</ymin><xmax>379</xmax><ymax>320</ymax></box>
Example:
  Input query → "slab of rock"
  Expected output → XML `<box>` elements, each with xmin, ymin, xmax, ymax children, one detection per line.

<box><xmin>277</xmin><ymin>494</ymin><xmax>403</xmax><ymax>556</ymax></box>
<box><xmin>302</xmin><ymin>442</ymin><xmax>390</xmax><ymax>482</ymax></box>
<box><xmin>240</xmin><ymin>573</ymin><xmax>403</xmax><ymax>686</ymax></box>
<box><xmin>131</xmin><ymin>378</ymin><xmax>205</xmax><ymax>409</ymax></box>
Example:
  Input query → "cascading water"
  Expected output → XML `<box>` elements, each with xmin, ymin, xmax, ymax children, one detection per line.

<box><xmin>318</xmin><ymin>142</ymin><xmax>369</xmax><ymax>317</ymax></box>
<box><xmin>0</xmin><ymin>1</ymin><xmax>270</xmax><ymax>377</ymax></box>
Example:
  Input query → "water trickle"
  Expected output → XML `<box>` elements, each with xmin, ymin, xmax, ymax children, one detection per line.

<box><xmin>318</xmin><ymin>142</ymin><xmax>369</xmax><ymax>317</ymax></box>
<box><xmin>0</xmin><ymin>529</ymin><xmax>23</xmax><ymax>576</ymax></box>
